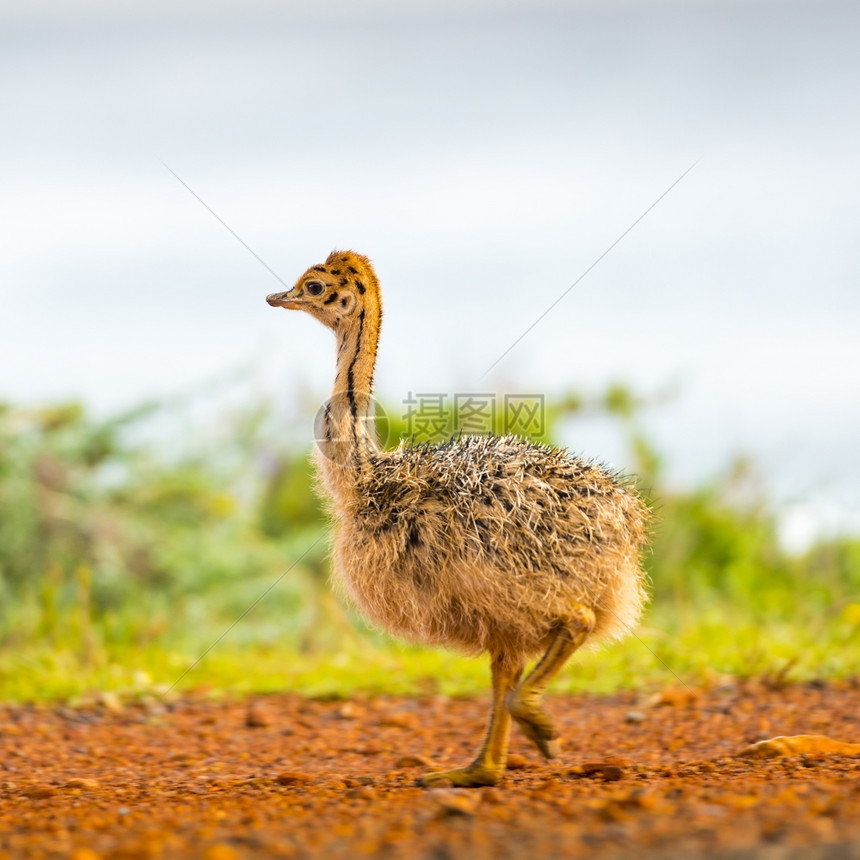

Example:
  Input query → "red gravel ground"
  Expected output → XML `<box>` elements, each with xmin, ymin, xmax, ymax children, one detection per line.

<box><xmin>2</xmin><ymin>680</ymin><xmax>860</xmax><ymax>859</ymax></box>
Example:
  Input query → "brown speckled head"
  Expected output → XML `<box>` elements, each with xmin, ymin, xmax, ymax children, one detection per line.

<box><xmin>266</xmin><ymin>250</ymin><xmax>381</xmax><ymax>334</ymax></box>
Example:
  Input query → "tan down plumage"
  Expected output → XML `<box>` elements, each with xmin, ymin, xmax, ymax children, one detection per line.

<box><xmin>267</xmin><ymin>250</ymin><xmax>649</xmax><ymax>787</ymax></box>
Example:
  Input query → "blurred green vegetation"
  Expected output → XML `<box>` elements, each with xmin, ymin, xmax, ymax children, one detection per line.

<box><xmin>0</xmin><ymin>388</ymin><xmax>858</xmax><ymax>704</ymax></box>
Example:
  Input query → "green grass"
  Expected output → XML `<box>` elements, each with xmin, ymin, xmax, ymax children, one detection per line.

<box><xmin>2</xmin><ymin>395</ymin><xmax>859</xmax><ymax>706</ymax></box>
<box><xmin>3</xmin><ymin>604</ymin><xmax>859</xmax><ymax>705</ymax></box>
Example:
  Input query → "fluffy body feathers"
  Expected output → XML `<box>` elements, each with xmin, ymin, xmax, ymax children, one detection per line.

<box><xmin>328</xmin><ymin>434</ymin><xmax>647</xmax><ymax>662</ymax></box>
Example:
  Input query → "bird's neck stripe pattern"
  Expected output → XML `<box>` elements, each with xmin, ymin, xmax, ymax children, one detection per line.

<box><xmin>328</xmin><ymin>302</ymin><xmax>379</xmax><ymax>469</ymax></box>
<box><xmin>346</xmin><ymin>308</ymin><xmax>366</xmax><ymax>432</ymax></box>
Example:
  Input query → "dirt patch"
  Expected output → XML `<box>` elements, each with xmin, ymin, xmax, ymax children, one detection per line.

<box><xmin>2</xmin><ymin>680</ymin><xmax>859</xmax><ymax>859</ymax></box>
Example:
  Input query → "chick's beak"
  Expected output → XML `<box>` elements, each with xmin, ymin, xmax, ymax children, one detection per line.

<box><xmin>267</xmin><ymin>290</ymin><xmax>302</xmax><ymax>309</ymax></box>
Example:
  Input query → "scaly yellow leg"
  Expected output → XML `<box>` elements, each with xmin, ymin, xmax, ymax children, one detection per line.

<box><xmin>420</xmin><ymin>653</ymin><xmax>524</xmax><ymax>788</ymax></box>
<box><xmin>507</xmin><ymin>605</ymin><xmax>596</xmax><ymax>759</ymax></box>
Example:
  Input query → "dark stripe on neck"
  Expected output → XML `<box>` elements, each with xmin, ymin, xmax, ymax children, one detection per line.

<box><xmin>323</xmin><ymin>401</ymin><xmax>332</xmax><ymax>441</ymax></box>
<box><xmin>345</xmin><ymin>309</ymin><xmax>366</xmax><ymax>432</ymax></box>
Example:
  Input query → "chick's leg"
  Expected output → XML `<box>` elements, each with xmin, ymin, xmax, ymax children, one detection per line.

<box><xmin>507</xmin><ymin>604</ymin><xmax>596</xmax><ymax>759</ymax></box>
<box><xmin>420</xmin><ymin>653</ymin><xmax>523</xmax><ymax>788</ymax></box>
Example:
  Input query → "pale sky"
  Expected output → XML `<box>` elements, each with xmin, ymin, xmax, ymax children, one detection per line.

<box><xmin>2</xmin><ymin>0</ymin><xmax>859</xmax><ymax>542</ymax></box>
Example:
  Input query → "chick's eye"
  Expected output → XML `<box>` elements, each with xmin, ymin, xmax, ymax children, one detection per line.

<box><xmin>306</xmin><ymin>281</ymin><xmax>324</xmax><ymax>296</ymax></box>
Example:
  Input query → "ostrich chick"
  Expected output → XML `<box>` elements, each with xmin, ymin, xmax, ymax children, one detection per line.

<box><xmin>267</xmin><ymin>251</ymin><xmax>649</xmax><ymax>788</ymax></box>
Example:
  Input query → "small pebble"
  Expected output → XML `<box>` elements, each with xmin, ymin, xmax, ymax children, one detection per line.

<box><xmin>427</xmin><ymin>788</ymin><xmax>480</xmax><ymax>816</ymax></box>
<box><xmin>396</xmin><ymin>754</ymin><xmax>432</xmax><ymax>768</ymax></box>
<box><xmin>579</xmin><ymin>762</ymin><xmax>625</xmax><ymax>781</ymax></box>
<box><xmin>346</xmin><ymin>786</ymin><xmax>376</xmax><ymax>800</ymax></box>
<box><xmin>245</xmin><ymin>702</ymin><xmax>272</xmax><ymax>728</ymax></box>
<box><xmin>480</xmin><ymin>787</ymin><xmax>505</xmax><ymax>805</ymax></box>
<box><xmin>65</xmin><ymin>778</ymin><xmax>99</xmax><ymax>790</ymax></box>
<box><xmin>275</xmin><ymin>771</ymin><xmax>315</xmax><ymax>786</ymax></box>
<box><xmin>379</xmin><ymin>712</ymin><xmax>417</xmax><ymax>729</ymax></box>
<box><xmin>337</xmin><ymin>702</ymin><xmax>363</xmax><ymax>719</ymax></box>
<box><xmin>21</xmin><ymin>784</ymin><xmax>56</xmax><ymax>799</ymax></box>
<box><xmin>647</xmin><ymin>687</ymin><xmax>701</xmax><ymax>708</ymax></box>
